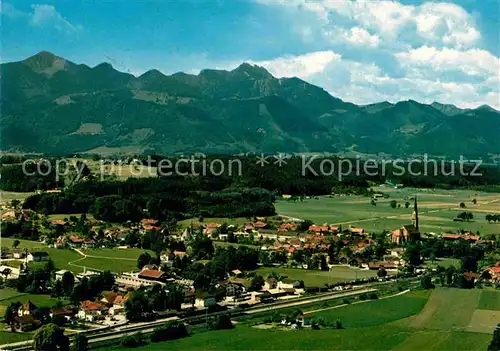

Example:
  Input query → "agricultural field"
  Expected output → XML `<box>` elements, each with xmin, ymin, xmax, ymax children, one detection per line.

<box><xmin>81</xmin><ymin>248</ymin><xmax>153</xmax><ymax>260</ymax></box>
<box><xmin>276</xmin><ymin>187</ymin><xmax>500</xmax><ymax>235</ymax></box>
<box><xmin>0</xmin><ymin>289</ymin><xmax>25</xmax><ymax>302</ymax></box>
<box><xmin>75</xmin><ymin>257</ymin><xmax>138</xmax><ymax>273</ymax></box>
<box><xmin>309</xmin><ymin>290</ymin><xmax>430</xmax><ymax>327</ymax></box>
<box><xmin>103</xmin><ymin>288</ymin><xmax>493</xmax><ymax>351</ymax></box>
<box><xmin>253</xmin><ymin>266</ymin><xmax>380</xmax><ymax>287</ymax></box>
<box><xmin>0</xmin><ymin>238</ymin><xmax>45</xmax><ymax>250</ymax></box>
<box><xmin>0</xmin><ymin>191</ymin><xmax>35</xmax><ymax>205</ymax></box>
<box><xmin>0</xmin><ymin>293</ymin><xmax>64</xmax><ymax>316</ymax></box>
<box><xmin>0</xmin><ymin>331</ymin><xmax>34</xmax><ymax>345</ymax></box>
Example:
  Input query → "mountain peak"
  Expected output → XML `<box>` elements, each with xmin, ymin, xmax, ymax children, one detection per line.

<box><xmin>231</xmin><ymin>62</ymin><xmax>273</xmax><ymax>79</ymax></box>
<box><xmin>22</xmin><ymin>51</ymin><xmax>71</xmax><ymax>75</ymax></box>
<box><xmin>139</xmin><ymin>69</ymin><xmax>166</xmax><ymax>79</ymax></box>
<box><xmin>475</xmin><ymin>104</ymin><xmax>499</xmax><ymax>113</ymax></box>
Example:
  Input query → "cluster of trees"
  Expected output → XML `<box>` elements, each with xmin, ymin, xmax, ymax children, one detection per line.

<box><xmin>0</xmin><ymin>162</ymin><xmax>63</xmax><ymax>192</ymax></box>
<box><xmin>151</xmin><ymin>320</ymin><xmax>189</xmax><ymax>342</ymax></box>
<box><xmin>456</xmin><ymin>211</ymin><xmax>474</xmax><ymax>221</ymax></box>
<box><xmin>485</xmin><ymin>214</ymin><xmax>500</xmax><ymax>223</ymax></box>
<box><xmin>68</xmin><ymin>271</ymin><xmax>115</xmax><ymax>304</ymax></box>
<box><xmin>124</xmin><ymin>284</ymin><xmax>185</xmax><ymax>322</ymax></box>
<box><xmin>22</xmin><ymin>177</ymin><xmax>276</xmax><ymax>222</ymax></box>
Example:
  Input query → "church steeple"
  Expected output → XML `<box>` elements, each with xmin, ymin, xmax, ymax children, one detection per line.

<box><xmin>412</xmin><ymin>196</ymin><xmax>419</xmax><ymax>231</ymax></box>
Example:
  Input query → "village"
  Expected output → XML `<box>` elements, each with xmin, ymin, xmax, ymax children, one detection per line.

<box><xmin>1</xmin><ymin>191</ymin><xmax>499</xmax><ymax>342</ymax></box>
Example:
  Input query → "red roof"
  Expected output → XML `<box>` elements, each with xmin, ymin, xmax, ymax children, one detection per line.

<box><xmin>51</xmin><ymin>219</ymin><xmax>66</xmax><ymax>225</ymax></box>
<box><xmin>143</xmin><ymin>225</ymin><xmax>162</xmax><ymax>231</ymax></box>
<box><xmin>141</xmin><ymin>218</ymin><xmax>160</xmax><ymax>226</ymax></box>
<box><xmin>70</xmin><ymin>235</ymin><xmax>84</xmax><ymax>243</ymax></box>
<box><xmin>138</xmin><ymin>269</ymin><xmax>164</xmax><ymax>279</ymax></box>
<box><xmin>278</xmin><ymin>223</ymin><xmax>296</xmax><ymax>232</ymax></box>
<box><xmin>254</xmin><ymin>221</ymin><xmax>267</xmax><ymax>228</ymax></box>
<box><xmin>350</xmin><ymin>227</ymin><xmax>364</xmax><ymax>234</ymax></box>
<box><xmin>81</xmin><ymin>300</ymin><xmax>107</xmax><ymax>311</ymax></box>
<box><xmin>442</xmin><ymin>233</ymin><xmax>479</xmax><ymax>241</ymax></box>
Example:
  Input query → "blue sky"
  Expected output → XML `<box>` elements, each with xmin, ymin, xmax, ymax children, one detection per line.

<box><xmin>2</xmin><ymin>0</ymin><xmax>499</xmax><ymax>108</ymax></box>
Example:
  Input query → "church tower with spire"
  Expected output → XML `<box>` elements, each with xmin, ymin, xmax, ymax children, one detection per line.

<box><xmin>412</xmin><ymin>196</ymin><xmax>419</xmax><ymax>231</ymax></box>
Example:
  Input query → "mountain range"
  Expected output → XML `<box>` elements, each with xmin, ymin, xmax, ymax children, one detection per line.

<box><xmin>1</xmin><ymin>51</ymin><xmax>499</xmax><ymax>159</ymax></box>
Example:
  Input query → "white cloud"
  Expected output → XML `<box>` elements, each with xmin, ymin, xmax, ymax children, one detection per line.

<box><xmin>396</xmin><ymin>46</ymin><xmax>500</xmax><ymax>78</ymax></box>
<box><xmin>30</xmin><ymin>4</ymin><xmax>83</xmax><ymax>34</ymax></box>
<box><xmin>259</xmin><ymin>0</ymin><xmax>480</xmax><ymax>49</ymax></box>
<box><xmin>249</xmin><ymin>51</ymin><xmax>340</xmax><ymax>78</ymax></box>
<box><xmin>326</xmin><ymin>27</ymin><xmax>381</xmax><ymax>47</ymax></box>
<box><xmin>1</xmin><ymin>2</ymin><xmax>82</xmax><ymax>34</ymax></box>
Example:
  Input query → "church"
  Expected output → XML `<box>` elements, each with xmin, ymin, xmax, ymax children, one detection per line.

<box><xmin>391</xmin><ymin>197</ymin><xmax>421</xmax><ymax>244</ymax></box>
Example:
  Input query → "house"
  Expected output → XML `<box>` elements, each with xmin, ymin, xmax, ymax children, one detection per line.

<box><xmin>390</xmin><ymin>248</ymin><xmax>406</xmax><ymax>258</ymax></box>
<box><xmin>138</xmin><ymin>269</ymin><xmax>165</xmax><ymax>281</ymax></box>
<box><xmin>173</xmin><ymin>250</ymin><xmax>187</xmax><ymax>258</ymax></box>
<box><xmin>264</xmin><ymin>278</ymin><xmax>277</xmax><ymax>290</ymax></box>
<box><xmin>482</xmin><ymin>265</ymin><xmax>500</xmax><ymax>282</ymax></box>
<box><xmin>350</xmin><ymin>227</ymin><xmax>365</xmax><ymax>235</ymax></box>
<box><xmin>50</xmin><ymin>307</ymin><xmax>76</xmax><ymax>321</ymax></box>
<box><xmin>442</xmin><ymin>233</ymin><xmax>480</xmax><ymax>241</ymax></box>
<box><xmin>101</xmin><ymin>291</ymin><xmax>130</xmax><ymax>315</ymax></box>
<box><xmin>18</xmin><ymin>301</ymin><xmax>37</xmax><ymax>316</ymax></box>
<box><xmin>195</xmin><ymin>296</ymin><xmax>217</xmax><ymax>309</ymax></box>
<box><xmin>27</xmin><ymin>251</ymin><xmax>50</xmax><ymax>262</ymax></box>
<box><xmin>203</xmin><ymin>223</ymin><xmax>221</xmax><ymax>236</ymax></box>
<box><xmin>69</xmin><ymin>235</ymin><xmax>85</xmax><ymax>247</ymax></box>
<box><xmin>83</xmin><ymin>239</ymin><xmax>96</xmax><ymax>249</ymax></box>
<box><xmin>50</xmin><ymin>219</ymin><xmax>67</xmax><ymax>226</ymax></box>
<box><xmin>278</xmin><ymin>279</ymin><xmax>301</xmax><ymax>290</ymax></box>
<box><xmin>13</xmin><ymin>250</ymin><xmax>25</xmax><ymax>259</ymax></box>
<box><xmin>366</xmin><ymin>261</ymin><xmax>399</xmax><ymax>270</ymax></box>
<box><xmin>230</xmin><ymin>269</ymin><xmax>243</xmax><ymax>277</ymax></box>
<box><xmin>115</xmin><ymin>273</ymin><xmax>165</xmax><ymax>288</ymax></box>
<box><xmin>15</xmin><ymin>315</ymin><xmax>40</xmax><ymax>331</ymax></box>
<box><xmin>297</xmin><ymin>313</ymin><xmax>312</xmax><ymax>327</ymax></box>
<box><xmin>278</xmin><ymin>223</ymin><xmax>297</xmax><ymax>232</ymax></box>
<box><xmin>78</xmin><ymin>301</ymin><xmax>108</xmax><ymax>322</ymax></box>
<box><xmin>254</xmin><ymin>221</ymin><xmax>267</xmax><ymax>229</ymax></box>
<box><xmin>463</xmin><ymin>272</ymin><xmax>480</xmax><ymax>284</ymax></box>
<box><xmin>76</xmin><ymin>270</ymin><xmax>100</xmax><ymax>281</ymax></box>
<box><xmin>55</xmin><ymin>270</ymin><xmax>70</xmax><ymax>281</ymax></box>
<box><xmin>225</xmin><ymin>282</ymin><xmax>246</xmax><ymax>297</ymax></box>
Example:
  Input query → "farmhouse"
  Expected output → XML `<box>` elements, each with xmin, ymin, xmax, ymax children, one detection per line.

<box><xmin>27</xmin><ymin>251</ymin><xmax>50</xmax><ymax>262</ymax></box>
<box><xmin>55</xmin><ymin>269</ymin><xmax>70</xmax><ymax>281</ymax></box>
<box><xmin>442</xmin><ymin>233</ymin><xmax>480</xmax><ymax>241</ymax></box>
<box><xmin>78</xmin><ymin>300</ymin><xmax>108</xmax><ymax>322</ymax></box>
<box><xmin>482</xmin><ymin>265</ymin><xmax>500</xmax><ymax>282</ymax></box>
<box><xmin>18</xmin><ymin>301</ymin><xmax>37</xmax><ymax>316</ymax></box>
<box><xmin>13</xmin><ymin>250</ymin><xmax>25</xmax><ymax>259</ymax></box>
<box><xmin>264</xmin><ymin>278</ymin><xmax>278</xmax><ymax>290</ymax></box>
<box><xmin>138</xmin><ymin>269</ymin><xmax>165</xmax><ymax>281</ymax></box>
<box><xmin>116</xmin><ymin>273</ymin><xmax>166</xmax><ymax>288</ymax></box>
<box><xmin>50</xmin><ymin>307</ymin><xmax>76</xmax><ymax>321</ymax></box>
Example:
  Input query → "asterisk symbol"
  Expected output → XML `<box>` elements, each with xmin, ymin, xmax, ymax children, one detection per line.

<box><xmin>256</xmin><ymin>154</ymin><xmax>270</xmax><ymax>167</ymax></box>
<box><xmin>273</xmin><ymin>153</ymin><xmax>289</xmax><ymax>167</ymax></box>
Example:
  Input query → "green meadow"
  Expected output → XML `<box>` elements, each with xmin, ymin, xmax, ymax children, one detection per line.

<box><xmin>275</xmin><ymin>187</ymin><xmax>500</xmax><ymax>234</ymax></box>
<box><xmin>101</xmin><ymin>288</ymin><xmax>495</xmax><ymax>351</ymax></box>
<box><xmin>253</xmin><ymin>266</ymin><xmax>379</xmax><ymax>287</ymax></box>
